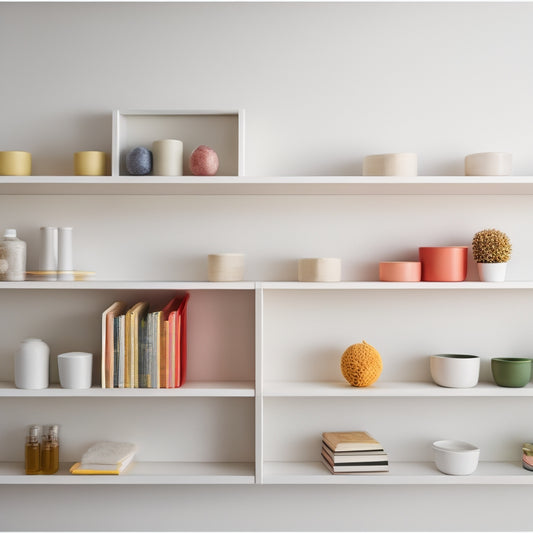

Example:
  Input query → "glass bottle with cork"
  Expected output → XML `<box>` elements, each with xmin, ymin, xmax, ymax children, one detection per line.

<box><xmin>25</xmin><ymin>425</ymin><xmax>41</xmax><ymax>475</ymax></box>
<box><xmin>41</xmin><ymin>424</ymin><xmax>59</xmax><ymax>474</ymax></box>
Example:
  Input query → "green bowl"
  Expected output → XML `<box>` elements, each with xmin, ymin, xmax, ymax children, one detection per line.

<box><xmin>491</xmin><ymin>358</ymin><xmax>532</xmax><ymax>387</ymax></box>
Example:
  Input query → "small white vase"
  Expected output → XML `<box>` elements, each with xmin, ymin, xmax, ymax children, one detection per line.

<box><xmin>477</xmin><ymin>262</ymin><xmax>507</xmax><ymax>282</ymax></box>
<box><xmin>14</xmin><ymin>338</ymin><xmax>50</xmax><ymax>389</ymax></box>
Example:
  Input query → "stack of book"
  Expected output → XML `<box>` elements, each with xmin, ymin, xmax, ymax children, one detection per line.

<box><xmin>101</xmin><ymin>294</ymin><xmax>189</xmax><ymax>389</ymax></box>
<box><xmin>321</xmin><ymin>431</ymin><xmax>389</xmax><ymax>474</ymax></box>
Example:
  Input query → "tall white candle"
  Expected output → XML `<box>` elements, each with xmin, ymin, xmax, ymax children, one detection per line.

<box><xmin>152</xmin><ymin>139</ymin><xmax>183</xmax><ymax>176</ymax></box>
<box><xmin>58</xmin><ymin>227</ymin><xmax>73</xmax><ymax>280</ymax></box>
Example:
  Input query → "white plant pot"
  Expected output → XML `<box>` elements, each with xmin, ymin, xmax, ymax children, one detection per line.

<box><xmin>477</xmin><ymin>262</ymin><xmax>507</xmax><ymax>282</ymax></box>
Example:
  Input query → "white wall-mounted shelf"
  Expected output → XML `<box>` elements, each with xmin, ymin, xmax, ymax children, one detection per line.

<box><xmin>0</xmin><ymin>462</ymin><xmax>255</xmax><ymax>485</ymax></box>
<box><xmin>263</xmin><ymin>381</ymin><xmax>533</xmax><ymax>397</ymax></box>
<box><xmin>0</xmin><ymin>382</ymin><xmax>255</xmax><ymax>397</ymax></box>
<box><xmin>2</xmin><ymin>176</ymin><xmax>533</xmax><ymax>195</ymax></box>
<box><xmin>112</xmin><ymin>109</ymin><xmax>245</xmax><ymax>177</ymax></box>
<box><xmin>0</xmin><ymin>281</ymin><xmax>255</xmax><ymax>290</ymax></box>
<box><xmin>262</xmin><ymin>461</ymin><xmax>533</xmax><ymax>485</ymax></box>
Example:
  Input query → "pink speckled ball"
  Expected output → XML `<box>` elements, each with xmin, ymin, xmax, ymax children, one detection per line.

<box><xmin>189</xmin><ymin>145</ymin><xmax>219</xmax><ymax>176</ymax></box>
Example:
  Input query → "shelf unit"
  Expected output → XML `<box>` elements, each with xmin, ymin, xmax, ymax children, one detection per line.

<box><xmin>1</xmin><ymin>176</ymin><xmax>533</xmax><ymax>487</ymax></box>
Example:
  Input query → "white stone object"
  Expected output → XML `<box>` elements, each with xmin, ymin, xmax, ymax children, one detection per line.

<box><xmin>208</xmin><ymin>253</ymin><xmax>245</xmax><ymax>282</ymax></box>
<box><xmin>14</xmin><ymin>338</ymin><xmax>50</xmax><ymax>389</ymax></box>
<box><xmin>298</xmin><ymin>258</ymin><xmax>341</xmax><ymax>282</ymax></box>
<box><xmin>464</xmin><ymin>152</ymin><xmax>512</xmax><ymax>176</ymax></box>
<box><xmin>363</xmin><ymin>153</ymin><xmax>418</xmax><ymax>176</ymax></box>
<box><xmin>0</xmin><ymin>229</ymin><xmax>26</xmax><ymax>281</ymax></box>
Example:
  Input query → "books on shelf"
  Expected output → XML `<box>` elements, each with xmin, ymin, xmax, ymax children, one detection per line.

<box><xmin>321</xmin><ymin>431</ymin><xmax>388</xmax><ymax>474</ymax></box>
<box><xmin>101</xmin><ymin>293</ymin><xmax>190</xmax><ymax>389</ymax></box>
<box><xmin>70</xmin><ymin>441</ymin><xmax>137</xmax><ymax>475</ymax></box>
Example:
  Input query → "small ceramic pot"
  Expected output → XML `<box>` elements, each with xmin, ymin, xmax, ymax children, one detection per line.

<box><xmin>14</xmin><ymin>338</ymin><xmax>50</xmax><ymax>389</ymax></box>
<box><xmin>433</xmin><ymin>440</ymin><xmax>480</xmax><ymax>475</ymax></box>
<box><xmin>430</xmin><ymin>354</ymin><xmax>480</xmax><ymax>388</ymax></box>
<box><xmin>74</xmin><ymin>151</ymin><xmax>107</xmax><ymax>176</ymax></box>
<box><xmin>0</xmin><ymin>151</ymin><xmax>31</xmax><ymax>176</ymax></box>
<box><xmin>477</xmin><ymin>262</ymin><xmax>507</xmax><ymax>282</ymax></box>
<box><xmin>362</xmin><ymin>153</ymin><xmax>417</xmax><ymax>177</ymax></box>
<box><xmin>491</xmin><ymin>357</ymin><xmax>532</xmax><ymax>387</ymax></box>
<box><xmin>208</xmin><ymin>253</ymin><xmax>245</xmax><ymax>282</ymax></box>
<box><xmin>298</xmin><ymin>258</ymin><xmax>341</xmax><ymax>282</ymax></box>
<box><xmin>379</xmin><ymin>261</ymin><xmax>421</xmax><ymax>282</ymax></box>
<box><xmin>58</xmin><ymin>352</ymin><xmax>93</xmax><ymax>389</ymax></box>
<box><xmin>419</xmin><ymin>246</ymin><xmax>468</xmax><ymax>282</ymax></box>
<box><xmin>465</xmin><ymin>152</ymin><xmax>512</xmax><ymax>176</ymax></box>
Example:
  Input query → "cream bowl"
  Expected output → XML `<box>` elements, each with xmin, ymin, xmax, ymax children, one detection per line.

<box><xmin>432</xmin><ymin>440</ymin><xmax>480</xmax><ymax>475</ymax></box>
<box><xmin>429</xmin><ymin>354</ymin><xmax>480</xmax><ymax>388</ymax></box>
<box><xmin>464</xmin><ymin>152</ymin><xmax>512</xmax><ymax>176</ymax></box>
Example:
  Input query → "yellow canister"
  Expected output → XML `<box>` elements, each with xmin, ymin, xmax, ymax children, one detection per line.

<box><xmin>0</xmin><ymin>151</ymin><xmax>32</xmax><ymax>176</ymax></box>
<box><xmin>74</xmin><ymin>151</ymin><xmax>107</xmax><ymax>176</ymax></box>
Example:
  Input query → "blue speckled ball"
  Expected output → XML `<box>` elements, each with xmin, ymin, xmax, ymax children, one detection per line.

<box><xmin>126</xmin><ymin>147</ymin><xmax>152</xmax><ymax>175</ymax></box>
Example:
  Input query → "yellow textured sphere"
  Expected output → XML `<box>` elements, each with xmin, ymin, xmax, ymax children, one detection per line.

<box><xmin>341</xmin><ymin>341</ymin><xmax>383</xmax><ymax>387</ymax></box>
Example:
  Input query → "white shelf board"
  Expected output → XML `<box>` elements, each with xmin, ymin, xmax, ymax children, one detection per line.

<box><xmin>263</xmin><ymin>381</ymin><xmax>533</xmax><ymax>397</ymax></box>
<box><xmin>263</xmin><ymin>461</ymin><xmax>533</xmax><ymax>485</ymax></box>
<box><xmin>2</xmin><ymin>176</ymin><xmax>533</xmax><ymax>195</ymax></box>
<box><xmin>0</xmin><ymin>462</ymin><xmax>255</xmax><ymax>485</ymax></box>
<box><xmin>0</xmin><ymin>280</ymin><xmax>255</xmax><ymax>290</ymax></box>
<box><xmin>0</xmin><ymin>382</ymin><xmax>255</xmax><ymax>397</ymax></box>
<box><xmin>260</xmin><ymin>281</ymin><xmax>533</xmax><ymax>290</ymax></box>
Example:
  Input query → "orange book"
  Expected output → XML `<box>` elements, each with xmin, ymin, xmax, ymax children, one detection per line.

<box><xmin>175</xmin><ymin>294</ymin><xmax>190</xmax><ymax>387</ymax></box>
<box><xmin>160</xmin><ymin>295</ymin><xmax>184</xmax><ymax>388</ymax></box>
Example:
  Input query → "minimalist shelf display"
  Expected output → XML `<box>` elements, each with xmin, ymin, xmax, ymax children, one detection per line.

<box><xmin>112</xmin><ymin>109</ymin><xmax>245</xmax><ymax>177</ymax></box>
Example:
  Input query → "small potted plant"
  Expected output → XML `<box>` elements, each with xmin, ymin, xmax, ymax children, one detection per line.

<box><xmin>471</xmin><ymin>228</ymin><xmax>512</xmax><ymax>282</ymax></box>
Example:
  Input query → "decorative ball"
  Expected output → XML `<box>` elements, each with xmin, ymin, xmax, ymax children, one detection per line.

<box><xmin>126</xmin><ymin>147</ymin><xmax>152</xmax><ymax>175</ymax></box>
<box><xmin>340</xmin><ymin>341</ymin><xmax>383</xmax><ymax>387</ymax></box>
<box><xmin>189</xmin><ymin>145</ymin><xmax>219</xmax><ymax>176</ymax></box>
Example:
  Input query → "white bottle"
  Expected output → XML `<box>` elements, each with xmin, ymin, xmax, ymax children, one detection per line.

<box><xmin>0</xmin><ymin>229</ymin><xmax>26</xmax><ymax>281</ymax></box>
<box><xmin>57</xmin><ymin>227</ymin><xmax>73</xmax><ymax>281</ymax></box>
<box><xmin>14</xmin><ymin>338</ymin><xmax>50</xmax><ymax>389</ymax></box>
<box><xmin>39</xmin><ymin>226</ymin><xmax>58</xmax><ymax>280</ymax></box>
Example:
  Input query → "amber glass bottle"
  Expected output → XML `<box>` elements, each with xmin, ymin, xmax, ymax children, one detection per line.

<box><xmin>41</xmin><ymin>425</ymin><xmax>59</xmax><ymax>475</ymax></box>
<box><xmin>25</xmin><ymin>425</ymin><xmax>41</xmax><ymax>475</ymax></box>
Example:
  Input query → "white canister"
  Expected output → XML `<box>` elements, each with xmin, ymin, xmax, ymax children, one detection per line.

<box><xmin>58</xmin><ymin>351</ymin><xmax>93</xmax><ymax>389</ymax></box>
<box><xmin>152</xmin><ymin>139</ymin><xmax>183</xmax><ymax>176</ymax></box>
<box><xmin>57</xmin><ymin>227</ymin><xmax>73</xmax><ymax>281</ymax></box>
<box><xmin>14</xmin><ymin>338</ymin><xmax>50</xmax><ymax>389</ymax></box>
<box><xmin>208</xmin><ymin>253</ymin><xmax>245</xmax><ymax>282</ymax></box>
<box><xmin>39</xmin><ymin>226</ymin><xmax>58</xmax><ymax>279</ymax></box>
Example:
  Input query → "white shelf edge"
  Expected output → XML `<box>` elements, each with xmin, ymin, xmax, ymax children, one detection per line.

<box><xmin>263</xmin><ymin>381</ymin><xmax>533</xmax><ymax>397</ymax></box>
<box><xmin>0</xmin><ymin>382</ymin><xmax>255</xmax><ymax>397</ymax></box>
<box><xmin>262</xmin><ymin>461</ymin><xmax>533</xmax><ymax>485</ymax></box>
<box><xmin>3</xmin><ymin>175</ymin><xmax>533</xmax><ymax>195</ymax></box>
<box><xmin>0</xmin><ymin>280</ymin><xmax>255</xmax><ymax>290</ymax></box>
<box><xmin>260</xmin><ymin>281</ymin><xmax>533</xmax><ymax>290</ymax></box>
<box><xmin>0</xmin><ymin>462</ymin><xmax>255</xmax><ymax>485</ymax></box>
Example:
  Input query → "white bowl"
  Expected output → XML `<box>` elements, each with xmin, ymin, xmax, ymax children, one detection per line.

<box><xmin>362</xmin><ymin>153</ymin><xmax>417</xmax><ymax>177</ymax></box>
<box><xmin>429</xmin><ymin>354</ymin><xmax>480</xmax><ymax>388</ymax></box>
<box><xmin>464</xmin><ymin>152</ymin><xmax>512</xmax><ymax>176</ymax></box>
<box><xmin>432</xmin><ymin>440</ymin><xmax>480</xmax><ymax>475</ymax></box>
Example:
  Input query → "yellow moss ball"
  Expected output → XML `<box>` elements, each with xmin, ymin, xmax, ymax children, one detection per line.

<box><xmin>340</xmin><ymin>341</ymin><xmax>383</xmax><ymax>387</ymax></box>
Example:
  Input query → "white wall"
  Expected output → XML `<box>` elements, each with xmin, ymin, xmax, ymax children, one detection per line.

<box><xmin>2</xmin><ymin>2</ymin><xmax>533</xmax><ymax>531</ymax></box>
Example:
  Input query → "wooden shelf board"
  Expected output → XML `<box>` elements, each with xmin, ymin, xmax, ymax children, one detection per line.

<box><xmin>2</xmin><ymin>176</ymin><xmax>533</xmax><ymax>195</ymax></box>
<box><xmin>263</xmin><ymin>381</ymin><xmax>533</xmax><ymax>397</ymax></box>
<box><xmin>0</xmin><ymin>462</ymin><xmax>255</xmax><ymax>484</ymax></box>
<box><xmin>260</xmin><ymin>281</ymin><xmax>533</xmax><ymax>290</ymax></box>
<box><xmin>0</xmin><ymin>381</ymin><xmax>255</xmax><ymax>397</ymax></box>
<box><xmin>262</xmin><ymin>461</ymin><xmax>533</xmax><ymax>485</ymax></box>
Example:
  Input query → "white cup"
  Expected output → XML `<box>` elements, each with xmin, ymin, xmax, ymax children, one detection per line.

<box><xmin>58</xmin><ymin>351</ymin><xmax>93</xmax><ymax>389</ymax></box>
<box><xmin>152</xmin><ymin>139</ymin><xmax>183</xmax><ymax>176</ymax></box>
<box><xmin>208</xmin><ymin>253</ymin><xmax>245</xmax><ymax>282</ymax></box>
<box><xmin>14</xmin><ymin>338</ymin><xmax>50</xmax><ymax>389</ymax></box>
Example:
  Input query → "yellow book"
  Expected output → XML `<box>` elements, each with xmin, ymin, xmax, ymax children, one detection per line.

<box><xmin>124</xmin><ymin>302</ymin><xmax>148</xmax><ymax>388</ymax></box>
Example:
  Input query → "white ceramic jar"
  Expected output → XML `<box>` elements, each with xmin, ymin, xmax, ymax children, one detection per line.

<box><xmin>58</xmin><ymin>351</ymin><xmax>93</xmax><ymax>389</ymax></box>
<box><xmin>0</xmin><ymin>229</ymin><xmax>26</xmax><ymax>281</ymax></box>
<box><xmin>14</xmin><ymin>338</ymin><xmax>50</xmax><ymax>389</ymax></box>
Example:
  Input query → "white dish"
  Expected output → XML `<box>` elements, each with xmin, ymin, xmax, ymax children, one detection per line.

<box><xmin>433</xmin><ymin>440</ymin><xmax>480</xmax><ymax>475</ymax></box>
<box><xmin>429</xmin><ymin>354</ymin><xmax>480</xmax><ymax>388</ymax></box>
